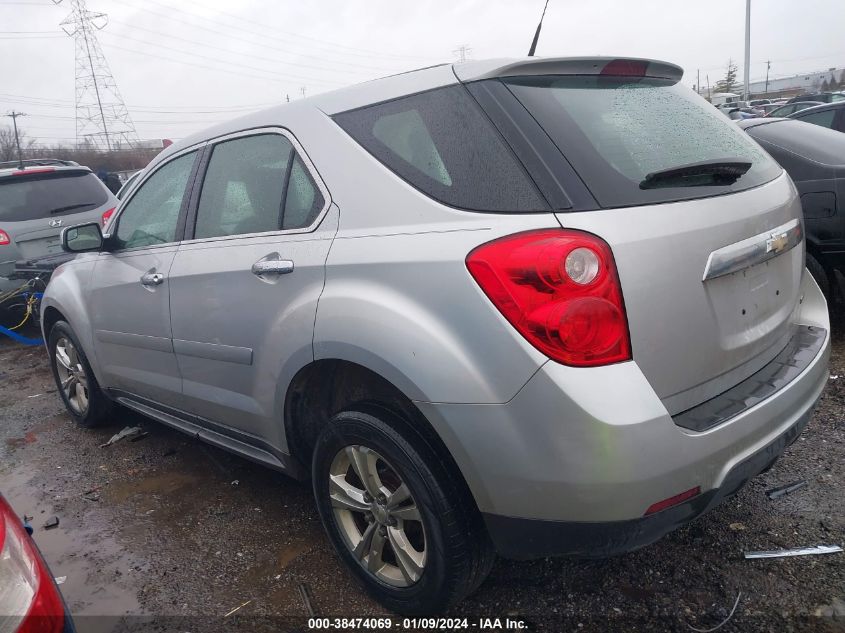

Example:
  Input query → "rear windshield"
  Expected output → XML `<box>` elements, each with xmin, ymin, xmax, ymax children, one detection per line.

<box><xmin>504</xmin><ymin>76</ymin><xmax>782</xmax><ymax>208</ymax></box>
<box><xmin>0</xmin><ymin>171</ymin><xmax>109</xmax><ymax>222</ymax></box>
<box><xmin>333</xmin><ymin>85</ymin><xmax>548</xmax><ymax>212</ymax></box>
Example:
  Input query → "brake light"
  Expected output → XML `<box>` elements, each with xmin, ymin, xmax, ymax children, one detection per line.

<box><xmin>9</xmin><ymin>168</ymin><xmax>55</xmax><ymax>177</ymax></box>
<box><xmin>101</xmin><ymin>207</ymin><xmax>115</xmax><ymax>227</ymax></box>
<box><xmin>600</xmin><ymin>59</ymin><xmax>649</xmax><ymax>77</ymax></box>
<box><xmin>466</xmin><ymin>229</ymin><xmax>631</xmax><ymax>367</ymax></box>
<box><xmin>0</xmin><ymin>229</ymin><xmax>9</xmax><ymax>246</ymax></box>
<box><xmin>0</xmin><ymin>496</ymin><xmax>65</xmax><ymax>633</ymax></box>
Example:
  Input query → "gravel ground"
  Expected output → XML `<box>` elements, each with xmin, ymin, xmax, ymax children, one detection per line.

<box><xmin>0</xmin><ymin>319</ymin><xmax>842</xmax><ymax>633</ymax></box>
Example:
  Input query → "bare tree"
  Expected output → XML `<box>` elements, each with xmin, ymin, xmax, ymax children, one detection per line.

<box><xmin>0</xmin><ymin>126</ymin><xmax>34</xmax><ymax>163</ymax></box>
<box><xmin>714</xmin><ymin>59</ymin><xmax>739</xmax><ymax>94</ymax></box>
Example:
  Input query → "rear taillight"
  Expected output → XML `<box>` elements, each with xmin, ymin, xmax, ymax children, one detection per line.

<box><xmin>0</xmin><ymin>496</ymin><xmax>65</xmax><ymax>633</ymax></box>
<box><xmin>0</xmin><ymin>230</ymin><xmax>9</xmax><ymax>246</ymax></box>
<box><xmin>466</xmin><ymin>229</ymin><xmax>631</xmax><ymax>367</ymax></box>
<box><xmin>101</xmin><ymin>207</ymin><xmax>115</xmax><ymax>228</ymax></box>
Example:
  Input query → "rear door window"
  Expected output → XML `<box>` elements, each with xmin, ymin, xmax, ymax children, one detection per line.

<box><xmin>0</xmin><ymin>171</ymin><xmax>108</xmax><ymax>222</ymax></box>
<box><xmin>796</xmin><ymin>109</ymin><xmax>837</xmax><ymax>129</ymax></box>
<box><xmin>333</xmin><ymin>85</ymin><xmax>548</xmax><ymax>212</ymax></box>
<box><xmin>504</xmin><ymin>75</ymin><xmax>782</xmax><ymax>208</ymax></box>
<box><xmin>192</xmin><ymin>133</ymin><xmax>324</xmax><ymax>239</ymax></box>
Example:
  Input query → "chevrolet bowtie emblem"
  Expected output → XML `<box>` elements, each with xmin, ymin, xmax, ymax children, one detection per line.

<box><xmin>766</xmin><ymin>231</ymin><xmax>789</xmax><ymax>254</ymax></box>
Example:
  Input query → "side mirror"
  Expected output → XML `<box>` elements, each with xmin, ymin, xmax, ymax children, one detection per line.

<box><xmin>61</xmin><ymin>222</ymin><xmax>104</xmax><ymax>253</ymax></box>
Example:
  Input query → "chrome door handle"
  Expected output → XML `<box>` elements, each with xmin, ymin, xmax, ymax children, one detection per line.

<box><xmin>251</xmin><ymin>260</ymin><xmax>294</xmax><ymax>276</ymax></box>
<box><xmin>140</xmin><ymin>272</ymin><xmax>164</xmax><ymax>286</ymax></box>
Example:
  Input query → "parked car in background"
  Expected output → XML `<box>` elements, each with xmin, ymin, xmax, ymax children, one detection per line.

<box><xmin>115</xmin><ymin>170</ymin><xmax>141</xmax><ymax>201</ymax></box>
<box><xmin>0</xmin><ymin>160</ymin><xmax>117</xmax><ymax>293</ymax></box>
<box><xmin>758</xmin><ymin>103</ymin><xmax>786</xmax><ymax>115</ymax></box>
<box><xmin>749</xmin><ymin>98</ymin><xmax>772</xmax><ymax>106</ymax></box>
<box><xmin>765</xmin><ymin>101</ymin><xmax>824</xmax><ymax>117</ymax></box>
<box><xmin>0</xmin><ymin>493</ymin><xmax>75</xmax><ymax>632</ymax></box>
<box><xmin>786</xmin><ymin>92</ymin><xmax>845</xmax><ymax>104</ymax></box>
<box><xmin>42</xmin><ymin>57</ymin><xmax>829</xmax><ymax>614</ymax></box>
<box><xmin>740</xmin><ymin>117</ymin><xmax>845</xmax><ymax>298</ymax></box>
<box><xmin>787</xmin><ymin>101</ymin><xmax>845</xmax><ymax>133</ymax></box>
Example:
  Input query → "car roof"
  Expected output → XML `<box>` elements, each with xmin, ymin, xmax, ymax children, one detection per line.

<box><xmin>740</xmin><ymin>118</ymin><xmax>845</xmax><ymax>167</ymax></box>
<box><xmin>152</xmin><ymin>56</ymin><xmax>683</xmax><ymax>170</ymax></box>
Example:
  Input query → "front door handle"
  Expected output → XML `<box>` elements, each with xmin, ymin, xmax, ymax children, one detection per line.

<box><xmin>140</xmin><ymin>272</ymin><xmax>164</xmax><ymax>286</ymax></box>
<box><xmin>251</xmin><ymin>259</ymin><xmax>294</xmax><ymax>276</ymax></box>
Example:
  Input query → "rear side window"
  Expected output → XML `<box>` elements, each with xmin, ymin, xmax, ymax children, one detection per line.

<box><xmin>0</xmin><ymin>171</ymin><xmax>108</xmax><ymax>222</ymax></box>
<box><xmin>333</xmin><ymin>85</ymin><xmax>548</xmax><ymax>212</ymax></box>
<box><xmin>504</xmin><ymin>76</ymin><xmax>782</xmax><ymax>208</ymax></box>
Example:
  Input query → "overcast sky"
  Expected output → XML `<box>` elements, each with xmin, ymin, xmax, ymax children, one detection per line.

<box><xmin>2</xmin><ymin>0</ymin><xmax>844</xmax><ymax>146</ymax></box>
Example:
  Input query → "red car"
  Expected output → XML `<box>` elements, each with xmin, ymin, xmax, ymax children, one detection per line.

<box><xmin>0</xmin><ymin>494</ymin><xmax>74</xmax><ymax>633</ymax></box>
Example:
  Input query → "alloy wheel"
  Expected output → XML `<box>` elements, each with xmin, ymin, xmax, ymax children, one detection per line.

<box><xmin>329</xmin><ymin>445</ymin><xmax>427</xmax><ymax>587</ymax></box>
<box><xmin>54</xmin><ymin>337</ymin><xmax>89</xmax><ymax>415</ymax></box>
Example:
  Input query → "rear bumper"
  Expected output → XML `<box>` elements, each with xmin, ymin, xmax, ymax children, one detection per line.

<box><xmin>482</xmin><ymin>404</ymin><xmax>812</xmax><ymax>559</ymax></box>
<box><xmin>416</xmin><ymin>271</ymin><xmax>830</xmax><ymax>558</ymax></box>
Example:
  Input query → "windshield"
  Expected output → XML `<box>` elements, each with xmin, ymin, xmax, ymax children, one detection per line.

<box><xmin>0</xmin><ymin>171</ymin><xmax>109</xmax><ymax>221</ymax></box>
<box><xmin>504</xmin><ymin>76</ymin><xmax>782</xmax><ymax>208</ymax></box>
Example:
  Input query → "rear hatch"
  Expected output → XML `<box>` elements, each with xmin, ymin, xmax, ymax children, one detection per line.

<box><xmin>490</xmin><ymin>63</ymin><xmax>801</xmax><ymax>414</ymax></box>
<box><xmin>0</xmin><ymin>168</ymin><xmax>111</xmax><ymax>263</ymax></box>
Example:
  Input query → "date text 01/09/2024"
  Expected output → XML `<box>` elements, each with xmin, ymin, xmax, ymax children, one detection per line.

<box><xmin>307</xmin><ymin>617</ymin><xmax>528</xmax><ymax>630</ymax></box>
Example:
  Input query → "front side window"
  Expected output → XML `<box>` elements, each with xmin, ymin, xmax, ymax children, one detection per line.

<box><xmin>194</xmin><ymin>134</ymin><xmax>296</xmax><ymax>239</ymax></box>
<box><xmin>114</xmin><ymin>151</ymin><xmax>197</xmax><ymax>249</ymax></box>
<box><xmin>333</xmin><ymin>85</ymin><xmax>548</xmax><ymax>212</ymax></box>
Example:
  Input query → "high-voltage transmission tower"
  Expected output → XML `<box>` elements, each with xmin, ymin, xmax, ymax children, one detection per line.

<box><xmin>53</xmin><ymin>0</ymin><xmax>138</xmax><ymax>150</ymax></box>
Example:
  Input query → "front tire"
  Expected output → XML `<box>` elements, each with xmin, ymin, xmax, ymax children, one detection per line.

<box><xmin>48</xmin><ymin>320</ymin><xmax>112</xmax><ymax>427</ymax></box>
<box><xmin>312</xmin><ymin>407</ymin><xmax>492</xmax><ymax>615</ymax></box>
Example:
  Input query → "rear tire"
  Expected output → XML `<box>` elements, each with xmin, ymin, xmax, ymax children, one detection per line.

<box><xmin>48</xmin><ymin>320</ymin><xmax>112</xmax><ymax>428</ymax></box>
<box><xmin>312</xmin><ymin>407</ymin><xmax>493</xmax><ymax>615</ymax></box>
<box><xmin>806</xmin><ymin>253</ymin><xmax>830</xmax><ymax>300</ymax></box>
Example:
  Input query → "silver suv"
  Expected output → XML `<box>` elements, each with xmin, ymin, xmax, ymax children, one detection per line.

<box><xmin>0</xmin><ymin>160</ymin><xmax>118</xmax><ymax>293</ymax></box>
<box><xmin>41</xmin><ymin>57</ymin><xmax>830</xmax><ymax>614</ymax></box>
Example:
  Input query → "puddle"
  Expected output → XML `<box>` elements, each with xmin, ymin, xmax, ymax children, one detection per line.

<box><xmin>1</xmin><ymin>462</ymin><xmax>143</xmax><ymax>630</ymax></box>
<box><xmin>105</xmin><ymin>470</ymin><xmax>203</xmax><ymax>504</ymax></box>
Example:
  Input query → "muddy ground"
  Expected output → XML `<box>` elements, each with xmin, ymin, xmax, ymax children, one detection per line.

<box><xmin>0</xmin><ymin>317</ymin><xmax>843</xmax><ymax>633</ymax></box>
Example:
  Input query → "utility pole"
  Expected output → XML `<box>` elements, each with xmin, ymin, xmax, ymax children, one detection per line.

<box><xmin>452</xmin><ymin>45</ymin><xmax>471</xmax><ymax>63</ymax></box>
<box><xmin>743</xmin><ymin>0</ymin><xmax>751</xmax><ymax>100</ymax></box>
<box><xmin>697</xmin><ymin>69</ymin><xmax>701</xmax><ymax>96</ymax></box>
<box><xmin>5</xmin><ymin>111</ymin><xmax>26</xmax><ymax>168</ymax></box>
<box><xmin>300</xmin><ymin>86</ymin><xmax>306</xmax><ymax>99</ymax></box>
<box><xmin>706</xmin><ymin>74</ymin><xmax>711</xmax><ymax>101</ymax></box>
<box><xmin>764</xmin><ymin>60</ymin><xmax>771</xmax><ymax>96</ymax></box>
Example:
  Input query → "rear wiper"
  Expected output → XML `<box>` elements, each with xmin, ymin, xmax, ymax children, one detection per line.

<box><xmin>49</xmin><ymin>202</ymin><xmax>96</xmax><ymax>214</ymax></box>
<box><xmin>639</xmin><ymin>159</ymin><xmax>752</xmax><ymax>189</ymax></box>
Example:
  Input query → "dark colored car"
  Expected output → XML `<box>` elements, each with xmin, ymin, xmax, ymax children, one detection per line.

<box><xmin>0</xmin><ymin>494</ymin><xmax>75</xmax><ymax>632</ymax></box>
<box><xmin>785</xmin><ymin>92</ymin><xmax>845</xmax><ymax>104</ymax></box>
<box><xmin>788</xmin><ymin>101</ymin><xmax>845</xmax><ymax>133</ymax></box>
<box><xmin>765</xmin><ymin>101</ymin><xmax>824</xmax><ymax>117</ymax></box>
<box><xmin>740</xmin><ymin>117</ymin><xmax>845</xmax><ymax>297</ymax></box>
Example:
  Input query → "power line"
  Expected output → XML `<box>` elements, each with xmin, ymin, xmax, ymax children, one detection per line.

<box><xmin>110</xmin><ymin>0</ymin><xmax>422</xmax><ymax>75</ymax></box>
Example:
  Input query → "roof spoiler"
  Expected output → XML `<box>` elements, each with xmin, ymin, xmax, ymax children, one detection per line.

<box><xmin>454</xmin><ymin>57</ymin><xmax>684</xmax><ymax>84</ymax></box>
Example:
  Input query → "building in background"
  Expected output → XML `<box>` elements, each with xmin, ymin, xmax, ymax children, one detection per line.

<box><xmin>748</xmin><ymin>67</ymin><xmax>844</xmax><ymax>99</ymax></box>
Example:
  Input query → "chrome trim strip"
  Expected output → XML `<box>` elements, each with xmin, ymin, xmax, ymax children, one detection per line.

<box><xmin>702</xmin><ymin>218</ymin><xmax>802</xmax><ymax>281</ymax></box>
<box><xmin>172</xmin><ymin>338</ymin><xmax>253</xmax><ymax>365</ymax></box>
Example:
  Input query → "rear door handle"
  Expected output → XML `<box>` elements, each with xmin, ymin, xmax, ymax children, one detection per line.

<box><xmin>251</xmin><ymin>260</ymin><xmax>294</xmax><ymax>276</ymax></box>
<box><xmin>140</xmin><ymin>272</ymin><xmax>164</xmax><ymax>286</ymax></box>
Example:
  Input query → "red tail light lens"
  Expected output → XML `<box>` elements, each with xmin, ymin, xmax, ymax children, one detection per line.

<box><xmin>101</xmin><ymin>207</ymin><xmax>115</xmax><ymax>228</ymax></box>
<box><xmin>0</xmin><ymin>229</ymin><xmax>10</xmax><ymax>246</ymax></box>
<box><xmin>0</xmin><ymin>496</ymin><xmax>65</xmax><ymax>633</ymax></box>
<box><xmin>600</xmin><ymin>59</ymin><xmax>649</xmax><ymax>77</ymax></box>
<box><xmin>466</xmin><ymin>229</ymin><xmax>631</xmax><ymax>367</ymax></box>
